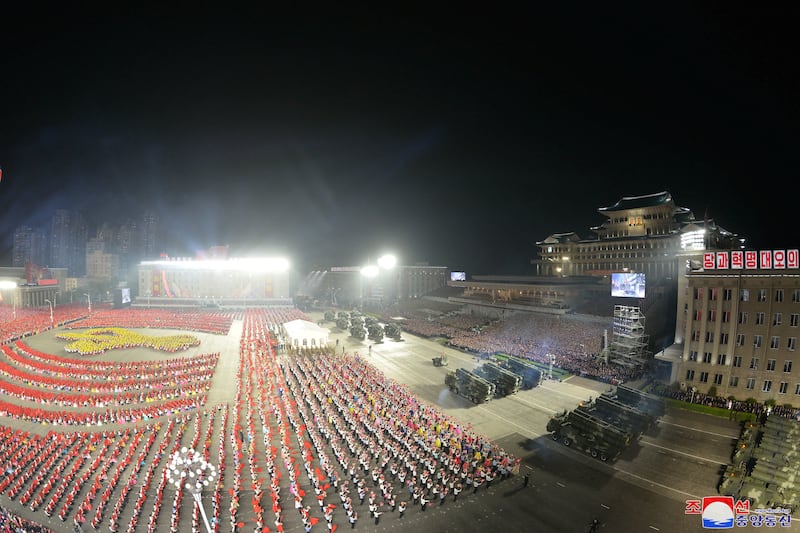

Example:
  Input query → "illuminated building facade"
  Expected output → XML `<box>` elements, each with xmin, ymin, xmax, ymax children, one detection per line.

<box><xmin>533</xmin><ymin>191</ymin><xmax>741</xmax><ymax>281</ymax></box>
<box><xmin>668</xmin><ymin>251</ymin><xmax>800</xmax><ymax>407</ymax></box>
<box><xmin>137</xmin><ymin>257</ymin><xmax>291</xmax><ymax>305</ymax></box>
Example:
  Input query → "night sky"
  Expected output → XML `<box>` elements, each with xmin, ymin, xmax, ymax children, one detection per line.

<box><xmin>1</xmin><ymin>5</ymin><xmax>798</xmax><ymax>276</ymax></box>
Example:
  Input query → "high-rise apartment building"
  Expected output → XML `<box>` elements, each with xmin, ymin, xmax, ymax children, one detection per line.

<box><xmin>49</xmin><ymin>209</ymin><xmax>88</xmax><ymax>276</ymax></box>
<box><xmin>12</xmin><ymin>225</ymin><xmax>48</xmax><ymax>267</ymax></box>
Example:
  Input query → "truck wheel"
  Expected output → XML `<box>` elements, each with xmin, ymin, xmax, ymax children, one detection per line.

<box><xmin>551</xmin><ymin>433</ymin><xmax>559</xmax><ymax>441</ymax></box>
<box><xmin>562</xmin><ymin>437</ymin><xmax>571</xmax><ymax>446</ymax></box>
<box><xmin>590</xmin><ymin>449</ymin><xmax>598</xmax><ymax>458</ymax></box>
<box><xmin>600</xmin><ymin>452</ymin><xmax>608</xmax><ymax>462</ymax></box>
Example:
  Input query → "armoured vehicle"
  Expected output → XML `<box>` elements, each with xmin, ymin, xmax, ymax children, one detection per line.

<box><xmin>720</xmin><ymin>415</ymin><xmax>800</xmax><ymax>514</ymax></box>
<box><xmin>445</xmin><ymin>368</ymin><xmax>495</xmax><ymax>404</ymax></box>
<box><xmin>592</xmin><ymin>393</ymin><xmax>655</xmax><ymax>437</ymax></box>
<box><xmin>499</xmin><ymin>357</ymin><xmax>542</xmax><ymax>389</ymax></box>
<box><xmin>614</xmin><ymin>383</ymin><xmax>666</xmax><ymax>418</ymax></box>
<box><xmin>432</xmin><ymin>353</ymin><xmax>448</xmax><ymax>367</ymax></box>
<box><xmin>474</xmin><ymin>361</ymin><xmax>522</xmax><ymax>397</ymax></box>
<box><xmin>546</xmin><ymin>408</ymin><xmax>632</xmax><ymax>462</ymax></box>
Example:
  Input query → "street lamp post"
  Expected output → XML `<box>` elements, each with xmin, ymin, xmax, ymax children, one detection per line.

<box><xmin>44</xmin><ymin>299</ymin><xmax>54</xmax><ymax>326</ymax></box>
<box><xmin>83</xmin><ymin>293</ymin><xmax>92</xmax><ymax>313</ymax></box>
<box><xmin>690</xmin><ymin>386</ymin><xmax>697</xmax><ymax>404</ymax></box>
<box><xmin>167</xmin><ymin>447</ymin><xmax>216</xmax><ymax>533</ymax></box>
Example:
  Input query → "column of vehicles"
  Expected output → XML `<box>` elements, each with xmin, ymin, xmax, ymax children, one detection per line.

<box><xmin>546</xmin><ymin>384</ymin><xmax>665</xmax><ymax>462</ymax></box>
<box><xmin>720</xmin><ymin>415</ymin><xmax>800</xmax><ymax>515</ymax></box>
<box><xmin>442</xmin><ymin>355</ymin><xmax>542</xmax><ymax>403</ymax></box>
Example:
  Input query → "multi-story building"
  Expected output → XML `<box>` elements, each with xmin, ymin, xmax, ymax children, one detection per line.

<box><xmin>137</xmin><ymin>256</ymin><xmax>291</xmax><ymax>305</ymax></box>
<box><xmin>12</xmin><ymin>225</ymin><xmax>48</xmax><ymax>267</ymax></box>
<box><xmin>533</xmin><ymin>191</ymin><xmax>742</xmax><ymax>282</ymax></box>
<box><xmin>49</xmin><ymin>209</ymin><xmax>88</xmax><ymax>276</ymax></box>
<box><xmin>139</xmin><ymin>211</ymin><xmax>160</xmax><ymax>260</ymax></box>
<box><xmin>667</xmin><ymin>250</ymin><xmax>800</xmax><ymax>407</ymax></box>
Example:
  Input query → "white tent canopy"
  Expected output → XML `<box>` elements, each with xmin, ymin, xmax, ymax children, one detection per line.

<box><xmin>282</xmin><ymin>319</ymin><xmax>330</xmax><ymax>349</ymax></box>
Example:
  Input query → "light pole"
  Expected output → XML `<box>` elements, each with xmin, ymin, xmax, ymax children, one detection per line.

<box><xmin>83</xmin><ymin>293</ymin><xmax>92</xmax><ymax>313</ymax></box>
<box><xmin>44</xmin><ymin>299</ymin><xmax>54</xmax><ymax>326</ymax></box>
<box><xmin>167</xmin><ymin>447</ymin><xmax>216</xmax><ymax>533</ymax></box>
<box><xmin>690</xmin><ymin>386</ymin><xmax>697</xmax><ymax>404</ymax></box>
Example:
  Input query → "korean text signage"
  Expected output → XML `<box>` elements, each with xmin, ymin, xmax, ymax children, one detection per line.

<box><xmin>703</xmin><ymin>250</ymin><xmax>800</xmax><ymax>270</ymax></box>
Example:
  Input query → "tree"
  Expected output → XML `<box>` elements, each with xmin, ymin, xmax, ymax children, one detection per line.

<box><xmin>324</xmin><ymin>311</ymin><xmax>335</xmax><ymax>322</ymax></box>
<box><xmin>336</xmin><ymin>317</ymin><xmax>350</xmax><ymax>330</ymax></box>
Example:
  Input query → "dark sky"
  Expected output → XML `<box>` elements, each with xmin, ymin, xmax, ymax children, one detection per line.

<box><xmin>1</xmin><ymin>5</ymin><xmax>798</xmax><ymax>275</ymax></box>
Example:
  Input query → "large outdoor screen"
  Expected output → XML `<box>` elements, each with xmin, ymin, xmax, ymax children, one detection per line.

<box><xmin>611</xmin><ymin>272</ymin><xmax>646</xmax><ymax>298</ymax></box>
<box><xmin>450</xmin><ymin>271</ymin><xmax>466</xmax><ymax>281</ymax></box>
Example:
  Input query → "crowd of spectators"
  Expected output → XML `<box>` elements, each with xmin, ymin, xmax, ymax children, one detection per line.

<box><xmin>386</xmin><ymin>305</ymin><xmax>642</xmax><ymax>385</ymax></box>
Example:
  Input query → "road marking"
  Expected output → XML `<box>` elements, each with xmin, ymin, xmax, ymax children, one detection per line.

<box><xmin>613</xmin><ymin>467</ymin><xmax>700</xmax><ymax>499</ymax></box>
<box><xmin>648</xmin><ymin>526</ymin><xmax>660</xmax><ymax>530</ymax></box>
<box><xmin>556</xmin><ymin>481</ymin><xmax>565</xmax><ymax>487</ymax></box>
<box><xmin>638</xmin><ymin>440</ymin><xmax>726</xmax><ymax>464</ymax></box>
<box><xmin>601</xmin><ymin>504</ymin><xmax>610</xmax><ymax>509</ymax></box>
<box><xmin>657</xmin><ymin>419</ymin><xmax>739</xmax><ymax>439</ymax></box>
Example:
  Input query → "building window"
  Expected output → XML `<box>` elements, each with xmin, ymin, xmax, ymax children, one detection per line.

<box><xmin>686</xmin><ymin>369</ymin><xmax>695</xmax><ymax>381</ymax></box>
<box><xmin>692</xmin><ymin>330</ymin><xmax>701</xmax><ymax>342</ymax></box>
<box><xmin>714</xmin><ymin>373</ymin><xmax>723</xmax><ymax>385</ymax></box>
<box><xmin>710</xmin><ymin>288</ymin><xmax>718</xmax><ymax>301</ymax></box>
<box><xmin>766</xmin><ymin>359</ymin><xmax>776</xmax><ymax>371</ymax></box>
<box><xmin>733</xmin><ymin>355</ymin><xmax>743</xmax><ymax>368</ymax></box>
<box><xmin>703</xmin><ymin>352</ymin><xmax>712</xmax><ymax>363</ymax></box>
<box><xmin>717</xmin><ymin>353</ymin><xmax>727</xmax><ymax>365</ymax></box>
<box><xmin>779</xmin><ymin>382</ymin><xmax>788</xmax><ymax>394</ymax></box>
<box><xmin>708</xmin><ymin>310</ymin><xmax>716</xmax><ymax>322</ymax></box>
<box><xmin>758</xmin><ymin>289</ymin><xmax>768</xmax><ymax>302</ymax></box>
<box><xmin>774</xmin><ymin>313</ymin><xmax>783</xmax><ymax>326</ymax></box>
<box><xmin>789</xmin><ymin>338</ymin><xmax>797</xmax><ymax>351</ymax></box>
<box><xmin>705</xmin><ymin>331</ymin><xmax>714</xmax><ymax>343</ymax></box>
<box><xmin>762</xmin><ymin>380</ymin><xmax>772</xmax><ymax>393</ymax></box>
<box><xmin>746</xmin><ymin>378</ymin><xmax>756</xmax><ymax>390</ymax></box>
<box><xmin>722</xmin><ymin>311</ymin><xmax>730</xmax><ymax>323</ymax></box>
<box><xmin>729</xmin><ymin>376</ymin><xmax>739</xmax><ymax>387</ymax></box>
<box><xmin>724</xmin><ymin>288</ymin><xmax>733</xmax><ymax>301</ymax></box>
<box><xmin>792</xmin><ymin>314</ymin><xmax>800</xmax><ymax>328</ymax></box>
<box><xmin>738</xmin><ymin>312</ymin><xmax>748</xmax><ymax>325</ymax></box>
<box><xmin>736</xmin><ymin>334</ymin><xmax>746</xmax><ymax>347</ymax></box>
<box><xmin>700</xmin><ymin>372</ymin><xmax>709</xmax><ymax>383</ymax></box>
<box><xmin>776</xmin><ymin>289</ymin><xmax>784</xmax><ymax>303</ymax></box>
<box><xmin>694</xmin><ymin>287</ymin><xmax>703</xmax><ymax>300</ymax></box>
<box><xmin>750</xmin><ymin>357</ymin><xmax>759</xmax><ymax>370</ymax></box>
<box><xmin>720</xmin><ymin>333</ymin><xmax>729</xmax><ymax>345</ymax></box>
<box><xmin>741</xmin><ymin>289</ymin><xmax>749</xmax><ymax>302</ymax></box>
<box><xmin>784</xmin><ymin>360</ymin><xmax>793</xmax><ymax>373</ymax></box>
<box><xmin>753</xmin><ymin>335</ymin><xmax>763</xmax><ymax>348</ymax></box>
<box><xmin>756</xmin><ymin>312</ymin><xmax>765</xmax><ymax>325</ymax></box>
<box><xmin>795</xmin><ymin>383</ymin><xmax>800</xmax><ymax>395</ymax></box>
<box><xmin>688</xmin><ymin>351</ymin><xmax>698</xmax><ymax>362</ymax></box>
<box><xmin>792</xmin><ymin>289</ymin><xmax>800</xmax><ymax>303</ymax></box>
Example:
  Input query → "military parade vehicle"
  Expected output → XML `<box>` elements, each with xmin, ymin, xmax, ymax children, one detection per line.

<box><xmin>593</xmin><ymin>389</ymin><xmax>657</xmax><ymax>437</ymax></box>
<box><xmin>432</xmin><ymin>353</ymin><xmax>449</xmax><ymax>367</ymax></box>
<box><xmin>498</xmin><ymin>357</ymin><xmax>542</xmax><ymax>389</ymax></box>
<box><xmin>445</xmin><ymin>367</ymin><xmax>495</xmax><ymax>404</ymax></box>
<box><xmin>719</xmin><ymin>415</ymin><xmax>800</xmax><ymax>514</ymax></box>
<box><xmin>474</xmin><ymin>360</ymin><xmax>522</xmax><ymax>397</ymax></box>
<box><xmin>546</xmin><ymin>407</ymin><xmax>632</xmax><ymax>462</ymax></box>
<box><xmin>614</xmin><ymin>383</ymin><xmax>666</xmax><ymax>418</ymax></box>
